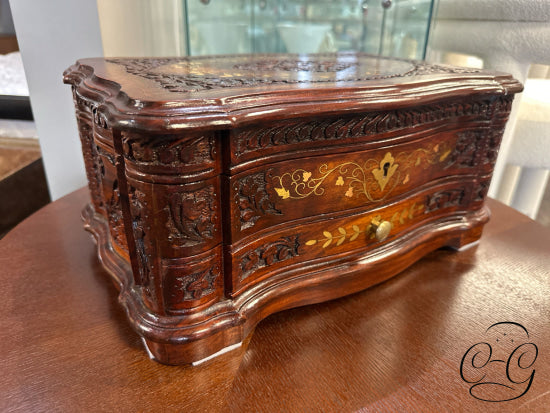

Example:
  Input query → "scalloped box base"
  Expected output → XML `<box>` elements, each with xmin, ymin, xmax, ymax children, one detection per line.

<box><xmin>83</xmin><ymin>203</ymin><xmax>488</xmax><ymax>365</ymax></box>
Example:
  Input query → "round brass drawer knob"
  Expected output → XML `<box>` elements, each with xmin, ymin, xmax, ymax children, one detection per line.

<box><xmin>370</xmin><ymin>219</ymin><xmax>392</xmax><ymax>241</ymax></box>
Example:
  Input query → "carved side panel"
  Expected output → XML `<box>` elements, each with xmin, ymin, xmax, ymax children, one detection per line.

<box><xmin>126</xmin><ymin>175</ymin><xmax>223</xmax><ymax>312</ymax></box>
<box><xmin>121</xmin><ymin>132</ymin><xmax>220</xmax><ymax>182</ymax></box>
<box><xmin>161</xmin><ymin>246</ymin><xmax>223</xmax><ymax>313</ymax></box>
<box><xmin>424</xmin><ymin>188</ymin><xmax>467</xmax><ymax>213</ymax></box>
<box><xmin>95</xmin><ymin>144</ymin><xmax>128</xmax><ymax>250</ymax></box>
<box><xmin>121</xmin><ymin>128</ymin><xmax>223</xmax><ymax>313</ymax></box>
<box><xmin>165</xmin><ymin>185</ymin><xmax>218</xmax><ymax>248</ymax></box>
<box><xmin>483</xmin><ymin>127</ymin><xmax>506</xmax><ymax>166</ymax></box>
<box><xmin>128</xmin><ymin>186</ymin><xmax>155</xmax><ymax>297</ymax></box>
<box><xmin>443</xmin><ymin>124</ymin><xmax>508</xmax><ymax>172</ymax></box>
<box><xmin>473</xmin><ymin>179</ymin><xmax>492</xmax><ymax>203</ymax></box>
<box><xmin>445</xmin><ymin>130</ymin><xmax>485</xmax><ymax>169</ymax></box>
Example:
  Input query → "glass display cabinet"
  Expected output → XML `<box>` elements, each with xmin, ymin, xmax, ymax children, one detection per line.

<box><xmin>185</xmin><ymin>0</ymin><xmax>436</xmax><ymax>60</ymax></box>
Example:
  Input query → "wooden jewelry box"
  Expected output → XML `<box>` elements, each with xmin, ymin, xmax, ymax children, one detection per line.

<box><xmin>64</xmin><ymin>53</ymin><xmax>521</xmax><ymax>365</ymax></box>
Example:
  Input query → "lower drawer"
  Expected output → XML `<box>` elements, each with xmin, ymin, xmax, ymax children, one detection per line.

<box><xmin>226</xmin><ymin>176</ymin><xmax>488</xmax><ymax>296</ymax></box>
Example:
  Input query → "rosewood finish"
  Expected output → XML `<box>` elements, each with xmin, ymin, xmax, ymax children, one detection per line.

<box><xmin>63</xmin><ymin>53</ymin><xmax>522</xmax><ymax>364</ymax></box>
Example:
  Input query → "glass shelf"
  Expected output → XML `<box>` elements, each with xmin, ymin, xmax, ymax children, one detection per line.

<box><xmin>185</xmin><ymin>0</ymin><xmax>436</xmax><ymax>60</ymax></box>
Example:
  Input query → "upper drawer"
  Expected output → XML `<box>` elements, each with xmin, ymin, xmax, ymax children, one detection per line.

<box><xmin>228</xmin><ymin>125</ymin><xmax>502</xmax><ymax>243</ymax></box>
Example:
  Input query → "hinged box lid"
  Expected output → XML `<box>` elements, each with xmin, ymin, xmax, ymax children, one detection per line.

<box><xmin>64</xmin><ymin>53</ymin><xmax>522</xmax><ymax>132</ymax></box>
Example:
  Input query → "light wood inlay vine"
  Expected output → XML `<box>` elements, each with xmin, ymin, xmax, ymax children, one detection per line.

<box><xmin>273</xmin><ymin>143</ymin><xmax>451</xmax><ymax>203</ymax></box>
<box><xmin>305</xmin><ymin>203</ymin><xmax>424</xmax><ymax>249</ymax></box>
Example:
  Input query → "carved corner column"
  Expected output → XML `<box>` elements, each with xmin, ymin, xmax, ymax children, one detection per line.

<box><xmin>73</xmin><ymin>89</ymin><xmax>130</xmax><ymax>260</ymax></box>
<box><xmin>118</xmin><ymin>131</ymin><xmax>224</xmax><ymax>316</ymax></box>
<box><xmin>93</xmin><ymin>122</ymin><xmax>129</xmax><ymax>258</ymax></box>
<box><xmin>474</xmin><ymin>95</ymin><xmax>515</xmax><ymax>205</ymax></box>
<box><xmin>72</xmin><ymin>89</ymin><xmax>107</xmax><ymax>218</ymax></box>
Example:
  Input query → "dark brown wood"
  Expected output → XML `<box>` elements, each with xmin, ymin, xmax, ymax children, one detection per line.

<box><xmin>1</xmin><ymin>190</ymin><xmax>549</xmax><ymax>411</ymax></box>
<box><xmin>63</xmin><ymin>53</ymin><xmax>522</xmax><ymax>364</ymax></box>
<box><xmin>0</xmin><ymin>35</ymin><xmax>19</xmax><ymax>54</ymax></box>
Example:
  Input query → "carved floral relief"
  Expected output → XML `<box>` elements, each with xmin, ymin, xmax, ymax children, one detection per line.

<box><xmin>106</xmin><ymin>55</ymin><xmax>483</xmax><ymax>94</ymax></box>
<box><xmin>169</xmin><ymin>265</ymin><xmax>220</xmax><ymax>302</ymax></box>
<box><xmin>235</xmin><ymin>172</ymin><xmax>282</xmax><ymax>231</ymax></box>
<box><xmin>80</xmin><ymin>123</ymin><xmax>105</xmax><ymax>212</ymax></box>
<box><xmin>165</xmin><ymin>186</ymin><xmax>217</xmax><ymax>247</ymax></box>
<box><xmin>240</xmin><ymin>236</ymin><xmax>300</xmax><ymax>280</ymax></box>
<box><xmin>123</xmin><ymin>134</ymin><xmax>216</xmax><ymax>167</ymax></box>
<box><xmin>129</xmin><ymin>187</ymin><xmax>154</xmax><ymax>297</ymax></box>
<box><xmin>234</xmin><ymin>98</ymin><xmax>496</xmax><ymax>158</ymax></box>
<box><xmin>424</xmin><ymin>188</ymin><xmax>466</xmax><ymax>213</ymax></box>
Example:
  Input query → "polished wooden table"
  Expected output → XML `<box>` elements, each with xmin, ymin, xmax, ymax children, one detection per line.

<box><xmin>1</xmin><ymin>189</ymin><xmax>549</xmax><ymax>412</ymax></box>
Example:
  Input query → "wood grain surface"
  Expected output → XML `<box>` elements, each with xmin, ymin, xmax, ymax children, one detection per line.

<box><xmin>1</xmin><ymin>188</ymin><xmax>549</xmax><ymax>412</ymax></box>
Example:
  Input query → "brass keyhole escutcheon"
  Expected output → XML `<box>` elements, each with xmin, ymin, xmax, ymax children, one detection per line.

<box><xmin>370</xmin><ymin>218</ymin><xmax>392</xmax><ymax>242</ymax></box>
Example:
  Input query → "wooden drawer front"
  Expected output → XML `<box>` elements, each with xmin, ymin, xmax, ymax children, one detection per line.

<box><xmin>229</xmin><ymin>126</ymin><xmax>501</xmax><ymax>243</ymax></box>
<box><xmin>227</xmin><ymin>179</ymin><xmax>482</xmax><ymax>296</ymax></box>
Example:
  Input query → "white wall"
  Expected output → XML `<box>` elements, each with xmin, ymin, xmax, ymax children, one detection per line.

<box><xmin>97</xmin><ymin>0</ymin><xmax>187</xmax><ymax>57</ymax></box>
<box><xmin>9</xmin><ymin>0</ymin><xmax>103</xmax><ymax>200</ymax></box>
<box><xmin>428</xmin><ymin>0</ymin><xmax>550</xmax><ymax>204</ymax></box>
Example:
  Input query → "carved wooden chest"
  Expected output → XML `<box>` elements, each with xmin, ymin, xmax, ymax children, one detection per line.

<box><xmin>64</xmin><ymin>53</ymin><xmax>521</xmax><ymax>365</ymax></box>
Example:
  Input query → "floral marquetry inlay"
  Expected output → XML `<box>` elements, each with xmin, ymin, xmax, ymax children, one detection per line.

<box><xmin>371</xmin><ymin>152</ymin><xmax>399</xmax><ymax>192</ymax></box>
<box><xmin>305</xmin><ymin>203</ymin><xmax>424</xmax><ymax>249</ymax></box>
<box><xmin>273</xmin><ymin>144</ymin><xmax>452</xmax><ymax>203</ymax></box>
